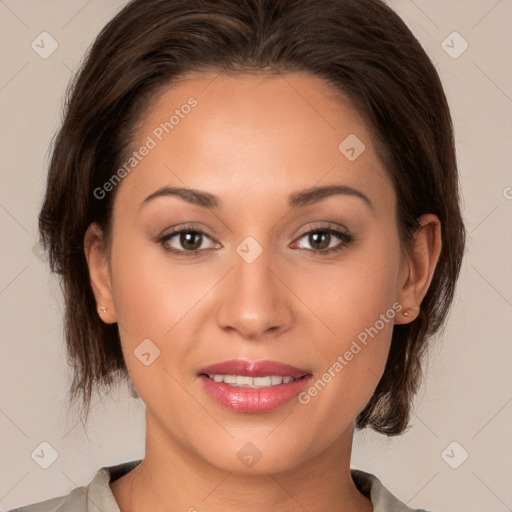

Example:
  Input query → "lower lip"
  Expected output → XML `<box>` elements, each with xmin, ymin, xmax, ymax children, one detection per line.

<box><xmin>198</xmin><ymin>375</ymin><xmax>312</xmax><ymax>413</ymax></box>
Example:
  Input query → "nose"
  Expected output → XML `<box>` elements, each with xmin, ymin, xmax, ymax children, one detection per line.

<box><xmin>215</xmin><ymin>246</ymin><xmax>293</xmax><ymax>340</ymax></box>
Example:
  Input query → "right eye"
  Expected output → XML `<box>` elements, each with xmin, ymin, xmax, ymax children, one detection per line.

<box><xmin>158</xmin><ymin>227</ymin><xmax>220</xmax><ymax>255</ymax></box>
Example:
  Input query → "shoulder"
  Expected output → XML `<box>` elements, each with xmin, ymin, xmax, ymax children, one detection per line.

<box><xmin>6</xmin><ymin>460</ymin><xmax>143</xmax><ymax>512</ymax></box>
<box><xmin>5</xmin><ymin>487</ymin><xmax>87</xmax><ymax>512</ymax></box>
<box><xmin>350</xmin><ymin>468</ymin><xmax>436</xmax><ymax>512</ymax></box>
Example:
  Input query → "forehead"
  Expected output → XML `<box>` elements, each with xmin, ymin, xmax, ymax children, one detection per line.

<box><xmin>117</xmin><ymin>70</ymin><xmax>392</xmax><ymax>211</ymax></box>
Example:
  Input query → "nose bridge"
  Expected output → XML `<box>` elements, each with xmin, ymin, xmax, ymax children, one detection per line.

<box><xmin>215</xmin><ymin>238</ymin><xmax>292</xmax><ymax>339</ymax></box>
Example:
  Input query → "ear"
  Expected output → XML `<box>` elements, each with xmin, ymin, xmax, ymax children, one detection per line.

<box><xmin>395</xmin><ymin>214</ymin><xmax>442</xmax><ymax>324</ymax></box>
<box><xmin>84</xmin><ymin>222</ymin><xmax>117</xmax><ymax>324</ymax></box>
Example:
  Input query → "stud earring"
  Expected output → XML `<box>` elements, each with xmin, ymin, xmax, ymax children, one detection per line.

<box><xmin>403</xmin><ymin>306</ymin><xmax>419</xmax><ymax>317</ymax></box>
<box><xmin>99</xmin><ymin>306</ymin><xmax>107</xmax><ymax>313</ymax></box>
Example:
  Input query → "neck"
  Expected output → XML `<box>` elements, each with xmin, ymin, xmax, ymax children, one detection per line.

<box><xmin>110</xmin><ymin>412</ymin><xmax>373</xmax><ymax>512</ymax></box>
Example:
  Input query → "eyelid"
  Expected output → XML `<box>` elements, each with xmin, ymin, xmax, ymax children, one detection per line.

<box><xmin>159</xmin><ymin>222</ymin><xmax>210</xmax><ymax>235</ymax></box>
<box><xmin>293</xmin><ymin>221</ymin><xmax>350</xmax><ymax>238</ymax></box>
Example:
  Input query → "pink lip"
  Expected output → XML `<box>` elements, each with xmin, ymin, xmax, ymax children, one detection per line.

<box><xmin>198</xmin><ymin>359</ymin><xmax>312</xmax><ymax>413</ymax></box>
<box><xmin>198</xmin><ymin>359</ymin><xmax>309</xmax><ymax>379</ymax></box>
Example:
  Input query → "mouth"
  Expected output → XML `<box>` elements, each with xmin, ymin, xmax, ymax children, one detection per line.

<box><xmin>197</xmin><ymin>359</ymin><xmax>312</xmax><ymax>413</ymax></box>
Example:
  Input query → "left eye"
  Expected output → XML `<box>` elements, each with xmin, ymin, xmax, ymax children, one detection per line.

<box><xmin>293</xmin><ymin>228</ymin><xmax>353</xmax><ymax>253</ymax></box>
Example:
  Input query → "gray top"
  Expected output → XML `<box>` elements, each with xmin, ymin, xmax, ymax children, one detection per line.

<box><xmin>8</xmin><ymin>459</ymin><xmax>433</xmax><ymax>511</ymax></box>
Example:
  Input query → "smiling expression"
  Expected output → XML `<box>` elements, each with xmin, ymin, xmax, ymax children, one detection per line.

<box><xmin>88</xmin><ymin>70</ymin><xmax>413</xmax><ymax>474</ymax></box>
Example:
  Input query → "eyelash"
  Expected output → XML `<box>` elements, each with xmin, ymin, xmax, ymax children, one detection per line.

<box><xmin>157</xmin><ymin>223</ymin><xmax>354</xmax><ymax>256</ymax></box>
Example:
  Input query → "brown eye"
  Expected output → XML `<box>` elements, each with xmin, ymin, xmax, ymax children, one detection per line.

<box><xmin>179</xmin><ymin>231</ymin><xmax>203</xmax><ymax>251</ymax></box>
<box><xmin>159</xmin><ymin>228</ymin><xmax>218</xmax><ymax>254</ymax></box>
<box><xmin>294</xmin><ymin>227</ymin><xmax>354</xmax><ymax>254</ymax></box>
<box><xmin>308</xmin><ymin>231</ymin><xmax>331</xmax><ymax>251</ymax></box>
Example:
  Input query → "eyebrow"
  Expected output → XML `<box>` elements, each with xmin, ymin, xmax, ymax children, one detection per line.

<box><xmin>288</xmin><ymin>184</ymin><xmax>373</xmax><ymax>211</ymax></box>
<box><xmin>139</xmin><ymin>184</ymin><xmax>373</xmax><ymax>211</ymax></box>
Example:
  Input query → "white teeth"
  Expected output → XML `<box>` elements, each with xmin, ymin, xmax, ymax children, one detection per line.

<box><xmin>207</xmin><ymin>374</ymin><xmax>296</xmax><ymax>388</ymax></box>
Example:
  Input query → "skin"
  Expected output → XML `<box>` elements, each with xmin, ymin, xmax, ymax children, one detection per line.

<box><xmin>84</xmin><ymin>71</ymin><xmax>441</xmax><ymax>512</ymax></box>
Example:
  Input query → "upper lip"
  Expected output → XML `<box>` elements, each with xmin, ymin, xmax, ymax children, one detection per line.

<box><xmin>198</xmin><ymin>359</ymin><xmax>310</xmax><ymax>379</ymax></box>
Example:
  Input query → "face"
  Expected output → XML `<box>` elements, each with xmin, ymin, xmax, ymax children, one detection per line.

<box><xmin>90</xmin><ymin>71</ymin><xmax>413</xmax><ymax>474</ymax></box>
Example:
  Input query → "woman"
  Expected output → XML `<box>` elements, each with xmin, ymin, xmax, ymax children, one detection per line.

<box><xmin>10</xmin><ymin>0</ymin><xmax>465</xmax><ymax>510</ymax></box>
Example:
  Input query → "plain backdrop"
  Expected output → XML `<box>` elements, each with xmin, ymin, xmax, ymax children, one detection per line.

<box><xmin>0</xmin><ymin>1</ymin><xmax>511</xmax><ymax>511</ymax></box>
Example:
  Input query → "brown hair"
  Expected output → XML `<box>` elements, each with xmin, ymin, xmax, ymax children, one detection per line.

<box><xmin>39</xmin><ymin>0</ymin><xmax>466</xmax><ymax>434</ymax></box>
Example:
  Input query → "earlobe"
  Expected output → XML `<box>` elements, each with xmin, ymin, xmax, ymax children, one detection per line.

<box><xmin>83</xmin><ymin>222</ymin><xmax>117</xmax><ymax>324</ymax></box>
<box><xmin>395</xmin><ymin>214</ymin><xmax>442</xmax><ymax>325</ymax></box>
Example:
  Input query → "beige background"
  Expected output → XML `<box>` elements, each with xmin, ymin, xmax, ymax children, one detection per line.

<box><xmin>0</xmin><ymin>0</ymin><xmax>511</xmax><ymax>510</ymax></box>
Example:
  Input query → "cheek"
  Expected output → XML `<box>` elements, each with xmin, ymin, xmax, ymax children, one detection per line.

<box><xmin>108</xmin><ymin>232</ymin><xmax>228</xmax><ymax>381</ymax></box>
<box><xmin>110</xmin><ymin>233</ymin><xmax>200</xmax><ymax>334</ymax></box>
<box><xmin>293</xmin><ymin>228</ymin><xmax>401</xmax><ymax>342</ymax></box>
<box><xmin>110</xmin><ymin>246</ymin><xmax>167</xmax><ymax>336</ymax></box>
<box><xmin>291</xmin><ymin>230</ymin><xmax>400</xmax><ymax>416</ymax></box>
